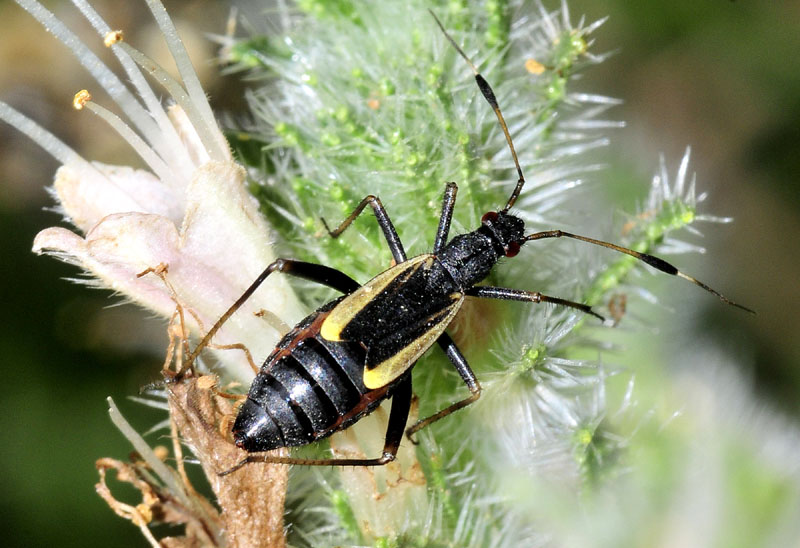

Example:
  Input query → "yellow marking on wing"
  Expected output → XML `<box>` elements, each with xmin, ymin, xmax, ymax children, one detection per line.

<box><xmin>363</xmin><ymin>292</ymin><xmax>463</xmax><ymax>389</ymax></box>
<box><xmin>320</xmin><ymin>254</ymin><xmax>434</xmax><ymax>342</ymax></box>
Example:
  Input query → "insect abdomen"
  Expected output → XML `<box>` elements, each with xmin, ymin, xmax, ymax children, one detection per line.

<box><xmin>233</xmin><ymin>302</ymin><xmax>391</xmax><ymax>453</ymax></box>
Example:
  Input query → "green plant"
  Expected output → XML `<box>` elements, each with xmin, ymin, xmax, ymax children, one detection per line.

<box><xmin>3</xmin><ymin>1</ymin><xmax>797</xmax><ymax>546</ymax></box>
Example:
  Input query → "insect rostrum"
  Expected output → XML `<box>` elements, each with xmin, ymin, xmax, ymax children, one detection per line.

<box><xmin>187</xmin><ymin>13</ymin><xmax>753</xmax><ymax>475</ymax></box>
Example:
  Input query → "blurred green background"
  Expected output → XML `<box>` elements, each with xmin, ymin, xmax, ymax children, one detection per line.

<box><xmin>0</xmin><ymin>0</ymin><xmax>797</xmax><ymax>546</ymax></box>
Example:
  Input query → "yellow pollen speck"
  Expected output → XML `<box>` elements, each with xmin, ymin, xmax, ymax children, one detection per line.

<box><xmin>73</xmin><ymin>89</ymin><xmax>92</xmax><ymax>110</ymax></box>
<box><xmin>153</xmin><ymin>445</ymin><xmax>169</xmax><ymax>461</ymax></box>
<box><xmin>525</xmin><ymin>58</ymin><xmax>546</xmax><ymax>75</ymax></box>
<box><xmin>133</xmin><ymin>503</ymin><xmax>153</xmax><ymax>525</ymax></box>
<box><xmin>104</xmin><ymin>30</ymin><xmax>124</xmax><ymax>47</ymax></box>
<box><xmin>621</xmin><ymin>220</ymin><xmax>635</xmax><ymax>236</ymax></box>
<box><xmin>367</xmin><ymin>98</ymin><xmax>380</xmax><ymax>110</ymax></box>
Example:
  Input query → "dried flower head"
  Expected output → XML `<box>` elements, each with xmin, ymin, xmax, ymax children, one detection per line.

<box><xmin>1</xmin><ymin>0</ymin><xmax>305</xmax><ymax>383</ymax></box>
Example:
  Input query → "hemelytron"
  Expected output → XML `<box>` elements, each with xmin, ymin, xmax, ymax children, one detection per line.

<box><xmin>184</xmin><ymin>12</ymin><xmax>753</xmax><ymax>475</ymax></box>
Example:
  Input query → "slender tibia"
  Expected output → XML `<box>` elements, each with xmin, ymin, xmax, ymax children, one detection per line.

<box><xmin>433</xmin><ymin>182</ymin><xmax>458</xmax><ymax>255</ymax></box>
<box><xmin>321</xmin><ymin>194</ymin><xmax>407</xmax><ymax>263</ymax></box>
<box><xmin>406</xmin><ymin>333</ymin><xmax>481</xmax><ymax>441</ymax></box>
<box><xmin>218</xmin><ymin>452</ymin><xmax>397</xmax><ymax>475</ymax></box>
<box><xmin>467</xmin><ymin>285</ymin><xmax>605</xmax><ymax>321</ymax></box>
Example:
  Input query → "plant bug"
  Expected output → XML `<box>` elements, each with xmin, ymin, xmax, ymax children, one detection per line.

<box><xmin>189</xmin><ymin>12</ymin><xmax>753</xmax><ymax>475</ymax></box>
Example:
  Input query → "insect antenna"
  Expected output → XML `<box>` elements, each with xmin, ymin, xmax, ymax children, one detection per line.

<box><xmin>524</xmin><ymin>230</ymin><xmax>755</xmax><ymax>313</ymax></box>
<box><xmin>430</xmin><ymin>10</ymin><xmax>526</xmax><ymax>213</ymax></box>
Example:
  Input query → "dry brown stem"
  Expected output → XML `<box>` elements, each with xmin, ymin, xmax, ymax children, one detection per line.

<box><xmin>167</xmin><ymin>375</ymin><xmax>289</xmax><ymax>548</ymax></box>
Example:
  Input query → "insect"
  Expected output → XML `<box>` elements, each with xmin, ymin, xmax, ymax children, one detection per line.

<box><xmin>188</xmin><ymin>13</ymin><xmax>752</xmax><ymax>475</ymax></box>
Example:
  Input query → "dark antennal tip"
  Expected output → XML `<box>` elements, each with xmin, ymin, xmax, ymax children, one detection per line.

<box><xmin>523</xmin><ymin>231</ymin><xmax>754</xmax><ymax>314</ymax></box>
<box><xmin>613</xmin><ymin>251</ymin><xmax>754</xmax><ymax>313</ymax></box>
<box><xmin>636</xmin><ymin>252</ymin><xmax>754</xmax><ymax>314</ymax></box>
<box><xmin>429</xmin><ymin>8</ymin><xmax>527</xmax><ymax>218</ymax></box>
<box><xmin>676</xmin><ymin>272</ymin><xmax>756</xmax><ymax>314</ymax></box>
<box><xmin>622</xmin><ymin>251</ymin><xmax>754</xmax><ymax>314</ymax></box>
<box><xmin>428</xmin><ymin>10</ymin><xmax>478</xmax><ymax>75</ymax></box>
<box><xmin>732</xmin><ymin>302</ymin><xmax>757</xmax><ymax>315</ymax></box>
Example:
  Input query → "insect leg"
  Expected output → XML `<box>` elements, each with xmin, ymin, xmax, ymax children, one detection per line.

<box><xmin>406</xmin><ymin>333</ymin><xmax>481</xmax><ymax>441</ymax></box>
<box><xmin>466</xmin><ymin>286</ymin><xmax>605</xmax><ymax>321</ymax></box>
<box><xmin>433</xmin><ymin>182</ymin><xmax>458</xmax><ymax>255</ymax></box>
<box><xmin>219</xmin><ymin>375</ymin><xmax>413</xmax><ymax>472</ymax></box>
<box><xmin>322</xmin><ymin>194</ymin><xmax>407</xmax><ymax>263</ymax></box>
<box><xmin>524</xmin><ymin>230</ymin><xmax>754</xmax><ymax>313</ymax></box>
<box><xmin>185</xmin><ymin>259</ymin><xmax>360</xmax><ymax>368</ymax></box>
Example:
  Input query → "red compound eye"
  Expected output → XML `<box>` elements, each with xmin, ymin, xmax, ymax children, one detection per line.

<box><xmin>481</xmin><ymin>211</ymin><xmax>498</xmax><ymax>224</ymax></box>
<box><xmin>505</xmin><ymin>241</ymin><xmax>521</xmax><ymax>257</ymax></box>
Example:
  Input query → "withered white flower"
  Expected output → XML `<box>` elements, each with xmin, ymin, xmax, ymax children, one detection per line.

<box><xmin>1</xmin><ymin>0</ymin><xmax>304</xmax><ymax>382</ymax></box>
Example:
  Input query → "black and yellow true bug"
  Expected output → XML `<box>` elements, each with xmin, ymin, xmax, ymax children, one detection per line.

<box><xmin>190</xmin><ymin>13</ymin><xmax>753</xmax><ymax>475</ymax></box>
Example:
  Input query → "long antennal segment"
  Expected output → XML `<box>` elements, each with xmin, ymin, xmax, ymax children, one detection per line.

<box><xmin>524</xmin><ymin>230</ymin><xmax>755</xmax><ymax>314</ymax></box>
<box><xmin>429</xmin><ymin>10</ymin><xmax>526</xmax><ymax>212</ymax></box>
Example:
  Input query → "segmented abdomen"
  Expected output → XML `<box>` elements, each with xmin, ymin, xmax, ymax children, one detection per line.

<box><xmin>232</xmin><ymin>299</ymin><xmax>391</xmax><ymax>452</ymax></box>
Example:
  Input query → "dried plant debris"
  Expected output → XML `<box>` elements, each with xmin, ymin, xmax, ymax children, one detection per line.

<box><xmin>103</xmin><ymin>376</ymin><xmax>290</xmax><ymax>547</ymax></box>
